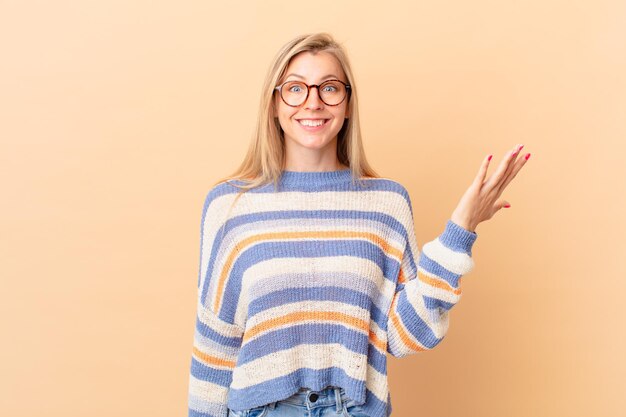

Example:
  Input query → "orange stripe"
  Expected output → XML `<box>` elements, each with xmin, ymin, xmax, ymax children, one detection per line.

<box><xmin>418</xmin><ymin>270</ymin><xmax>462</xmax><ymax>296</ymax></box>
<box><xmin>387</xmin><ymin>295</ymin><xmax>427</xmax><ymax>353</ymax></box>
<box><xmin>397</xmin><ymin>264</ymin><xmax>407</xmax><ymax>285</ymax></box>
<box><xmin>212</xmin><ymin>230</ymin><xmax>403</xmax><ymax>313</ymax></box>
<box><xmin>192</xmin><ymin>346</ymin><xmax>236</xmax><ymax>369</ymax></box>
<box><xmin>242</xmin><ymin>310</ymin><xmax>369</xmax><ymax>344</ymax></box>
<box><xmin>369</xmin><ymin>328</ymin><xmax>387</xmax><ymax>352</ymax></box>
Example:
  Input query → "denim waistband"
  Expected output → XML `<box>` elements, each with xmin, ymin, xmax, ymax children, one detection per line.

<box><xmin>267</xmin><ymin>386</ymin><xmax>353</xmax><ymax>412</ymax></box>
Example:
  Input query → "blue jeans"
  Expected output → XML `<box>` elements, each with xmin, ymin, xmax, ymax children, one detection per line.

<box><xmin>227</xmin><ymin>386</ymin><xmax>370</xmax><ymax>417</ymax></box>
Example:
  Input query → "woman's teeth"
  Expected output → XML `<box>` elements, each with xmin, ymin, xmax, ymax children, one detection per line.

<box><xmin>298</xmin><ymin>119</ymin><xmax>327</xmax><ymax>127</ymax></box>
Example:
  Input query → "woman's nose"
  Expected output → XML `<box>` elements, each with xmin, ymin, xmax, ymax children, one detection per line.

<box><xmin>304</xmin><ymin>86</ymin><xmax>323</xmax><ymax>109</ymax></box>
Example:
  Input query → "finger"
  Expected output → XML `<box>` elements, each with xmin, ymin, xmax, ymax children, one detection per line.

<box><xmin>496</xmin><ymin>144</ymin><xmax>525</xmax><ymax>192</ymax></box>
<box><xmin>473</xmin><ymin>154</ymin><xmax>492</xmax><ymax>188</ymax></box>
<box><xmin>484</xmin><ymin>144</ymin><xmax>523</xmax><ymax>191</ymax></box>
<box><xmin>493</xmin><ymin>200</ymin><xmax>511</xmax><ymax>213</ymax></box>
<box><xmin>497</xmin><ymin>151</ymin><xmax>531</xmax><ymax>195</ymax></box>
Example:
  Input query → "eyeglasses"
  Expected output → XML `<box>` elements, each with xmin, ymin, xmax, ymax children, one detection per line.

<box><xmin>274</xmin><ymin>79</ymin><xmax>351</xmax><ymax>107</ymax></box>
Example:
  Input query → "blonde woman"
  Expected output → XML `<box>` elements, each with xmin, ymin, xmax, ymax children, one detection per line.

<box><xmin>187</xmin><ymin>33</ymin><xmax>531</xmax><ymax>417</ymax></box>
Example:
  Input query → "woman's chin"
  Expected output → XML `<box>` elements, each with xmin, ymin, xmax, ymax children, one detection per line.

<box><xmin>297</xmin><ymin>136</ymin><xmax>335</xmax><ymax>148</ymax></box>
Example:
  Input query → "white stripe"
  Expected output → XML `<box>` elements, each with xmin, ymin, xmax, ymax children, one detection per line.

<box><xmin>422</xmin><ymin>238</ymin><xmax>475</xmax><ymax>275</ymax></box>
<box><xmin>230</xmin><ymin>343</ymin><xmax>367</xmax><ymax>390</ymax></box>
<box><xmin>365</xmin><ymin>362</ymin><xmax>391</xmax><ymax>404</ymax></box>
<box><xmin>188</xmin><ymin>373</ymin><xmax>229</xmax><ymax>403</ymax></box>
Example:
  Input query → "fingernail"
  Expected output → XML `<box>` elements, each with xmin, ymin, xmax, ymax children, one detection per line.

<box><xmin>525</xmin><ymin>153</ymin><xmax>531</xmax><ymax>160</ymax></box>
<box><xmin>488</xmin><ymin>154</ymin><xmax>493</xmax><ymax>161</ymax></box>
<box><xmin>504</xmin><ymin>203</ymin><xmax>511</xmax><ymax>208</ymax></box>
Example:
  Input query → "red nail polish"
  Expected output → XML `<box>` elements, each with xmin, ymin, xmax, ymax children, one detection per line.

<box><xmin>488</xmin><ymin>154</ymin><xmax>493</xmax><ymax>161</ymax></box>
<box><xmin>525</xmin><ymin>153</ymin><xmax>531</xmax><ymax>160</ymax></box>
<box><xmin>504</xmin><ymin>203</ymin><xmax>511</xmax><ymax>208</ymax></box>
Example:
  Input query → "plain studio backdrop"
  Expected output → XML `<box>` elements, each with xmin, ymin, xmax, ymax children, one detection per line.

<box><xmin>1</xmin><ymin>1</ymin><xmax>624</xmax><ymax>416</ymax></box>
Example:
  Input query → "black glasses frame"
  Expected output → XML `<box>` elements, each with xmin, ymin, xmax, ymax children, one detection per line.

<box><xmin>274</xmin><ymin>79</ymin><xmax>351</xmax><ymax>107</ymax></box>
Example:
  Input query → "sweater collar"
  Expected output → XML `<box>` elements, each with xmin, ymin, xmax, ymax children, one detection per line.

<box><xmin>279</xmin><ymin>167</ymin><xmax>353</xmax><ymax>187</ymax></box>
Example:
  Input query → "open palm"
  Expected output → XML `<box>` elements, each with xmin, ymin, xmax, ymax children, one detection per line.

<box><xmin>450</xmin><ymin>143</ymin><xmax>531</xmax><ymax>232</ymax></box>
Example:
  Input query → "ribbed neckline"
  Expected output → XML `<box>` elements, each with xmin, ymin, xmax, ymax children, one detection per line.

<box><xmin>279</xmin><ymin>167</ymin><xmax>353</xmax><ymax>186</ymax></box>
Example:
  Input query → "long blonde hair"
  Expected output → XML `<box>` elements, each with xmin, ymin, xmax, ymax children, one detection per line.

<box><xmin>213</xmin><ymin>32</ymin><xmax>380</xmax><ymax>203</ymax></box>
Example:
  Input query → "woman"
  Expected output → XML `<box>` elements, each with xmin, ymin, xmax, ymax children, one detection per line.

<box><xmin>187</xmin><ymin>33</ymin><xmax>530</xmax><ymax>417</ymax></box>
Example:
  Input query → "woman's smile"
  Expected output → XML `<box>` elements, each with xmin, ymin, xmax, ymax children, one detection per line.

<box><xmin>296</xmin><ymin>118</ymin><xmax>330</xmax><ymax>131</ymax></box>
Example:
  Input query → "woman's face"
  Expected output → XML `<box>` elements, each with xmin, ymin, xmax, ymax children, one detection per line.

<box><xmin>274</xmin><ymin>51</ymin><xmax>350</xmax><ymax>153</ymax></box>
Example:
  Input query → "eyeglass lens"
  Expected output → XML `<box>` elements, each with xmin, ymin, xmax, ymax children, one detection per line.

<box><xmin>281</xmin><ymin>80</ymin><xmax>347</xmax><ymax>106</ymax></box>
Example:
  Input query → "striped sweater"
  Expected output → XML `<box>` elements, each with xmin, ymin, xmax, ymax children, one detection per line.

<box><xmin>187</xmin><ymin>168</ymin><xmax>478</xmax><ymax>417</ymax></box>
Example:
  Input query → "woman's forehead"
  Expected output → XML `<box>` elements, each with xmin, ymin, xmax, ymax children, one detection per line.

<box><xmin>283</xmin><ymin>51</ymin><xmax>346</xmax><ymax>82</ymax></box>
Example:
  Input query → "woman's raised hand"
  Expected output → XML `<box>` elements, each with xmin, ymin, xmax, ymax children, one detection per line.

<box><xmin>450</xmin><ymin>143</ymin><xmax>531</xmax><ymax>233</ymax></box>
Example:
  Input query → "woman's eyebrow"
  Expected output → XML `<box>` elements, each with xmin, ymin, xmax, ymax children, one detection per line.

<box><xmin>285</xmin><ymin>73</ymin><xmax>340</xmax><ymax>81</ymax></box>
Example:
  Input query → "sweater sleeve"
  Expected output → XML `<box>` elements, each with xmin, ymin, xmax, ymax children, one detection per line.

<box><xmin>386</xmin><ymin>213</ymin><xmax>478</xmax><ymax>358</ymax></box>
<box><xmin>188</xmin><ymin>190</ymin><xmax>244</xmax><ymax>417</ymax></box>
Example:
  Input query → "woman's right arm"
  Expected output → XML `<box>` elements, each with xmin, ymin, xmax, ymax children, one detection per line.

<box><xmin>187</xmin><ymin>189</ymin><xmax>244</xmax><ymax>417</ymax></box>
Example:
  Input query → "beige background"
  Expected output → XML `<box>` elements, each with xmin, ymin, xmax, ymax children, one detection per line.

<box><xmin>1</xmin><ymin>1</ymin><xmax>625</xmax><ymax>416</ymax></box>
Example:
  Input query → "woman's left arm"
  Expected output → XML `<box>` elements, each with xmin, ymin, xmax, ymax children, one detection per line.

<box><xmin>386</xmin><ymin>144</ymin><xmax>531</xmax><ymax>357</ymax></box>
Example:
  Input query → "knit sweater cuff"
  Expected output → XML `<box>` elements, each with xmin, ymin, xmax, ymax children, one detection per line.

<box><xmin>440</xmin><ymin>219</ymin><xmax>478</xmax><ymax>255</ymax></box>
